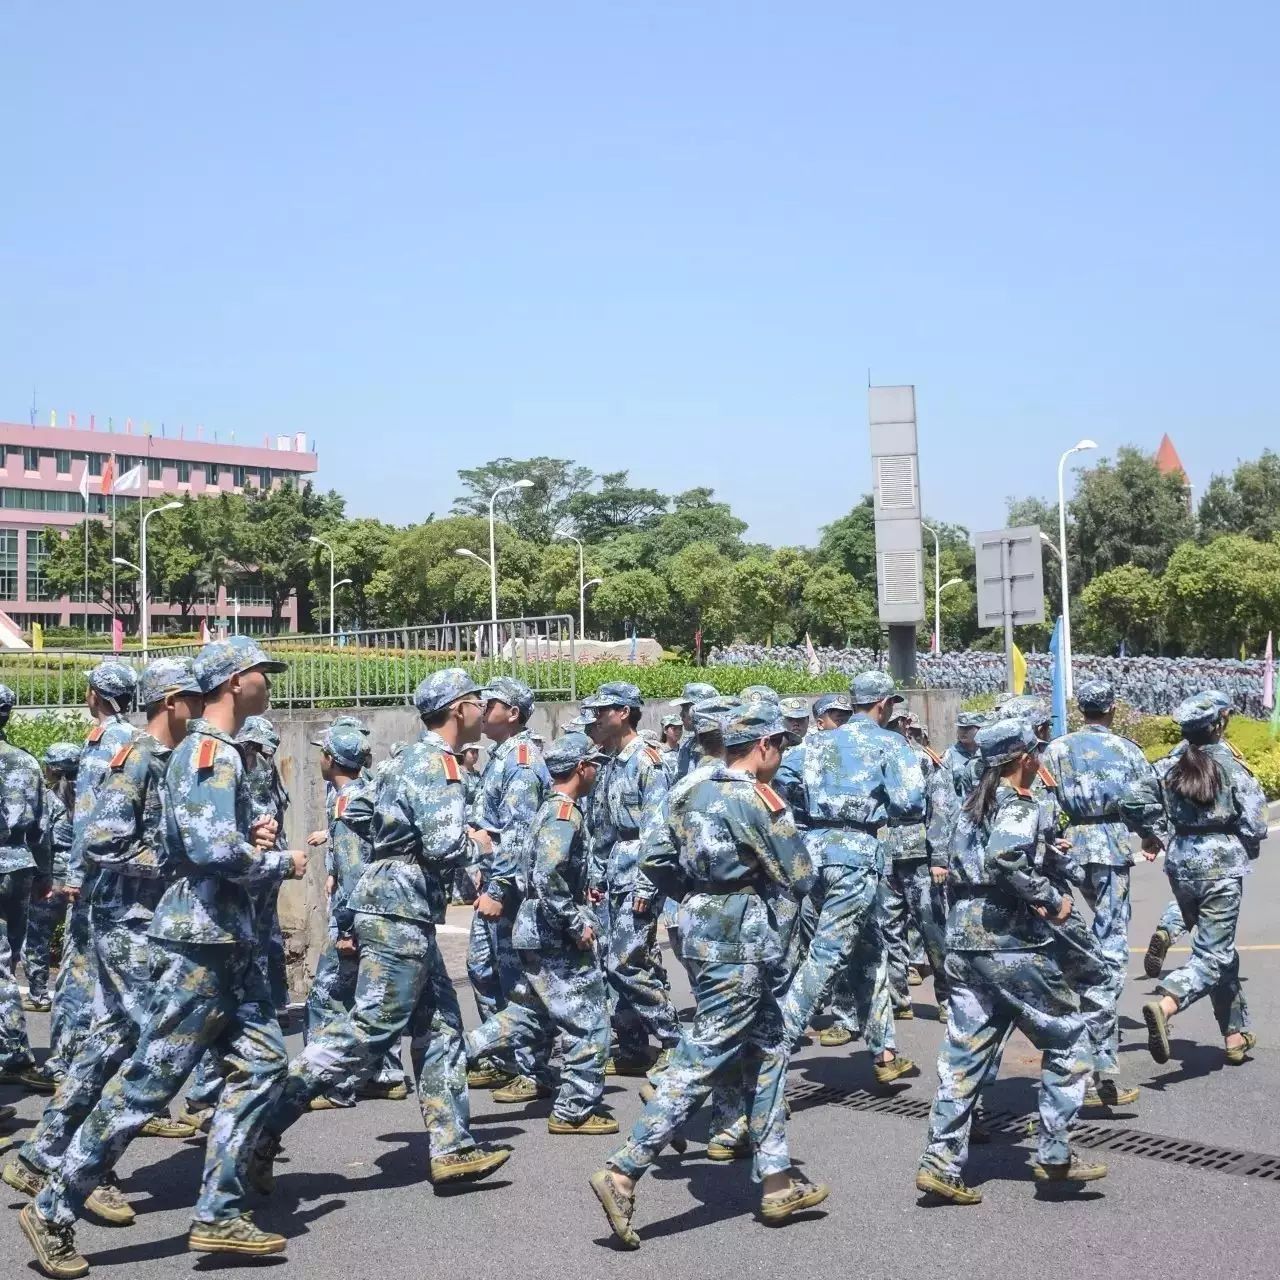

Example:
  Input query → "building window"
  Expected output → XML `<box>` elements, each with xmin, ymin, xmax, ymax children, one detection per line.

<box><xmin>176</xmin><ymin>461</ymin><xmax>191</xmax><ymax>483</ymax></box>
<box><xmin>88</xmin><ymin>452</ymin><xmax>106</xmax><ymax>477</ymax></box>
<box><xmin>231</xmin><ymin>576</ymin><xmax>272</xmax><ymax>607</ymax></box>
<box><xmin>189</xmin><ymin>464</ymin><xmax>204</xmax><ymax>485</ymax></box>
<box><xmin>0</xmin><ymin>530</ymin><xmax>17</xmax><ymax>598</ymax></box>
<box><xmin>55</xmin><ymin>450</ymin><xmax>72</xmax><ymax>475</ymax></box>
<box><xmin>25</xmin><ymin>531</ymin><xmax>53</xmax><ymax>602</ymax></box>
<box><xmin>1</xmin><ymin>488</ymin><xmax>108</xmax><ymax>514</ymax></box>
<box><xmin>147</xmin><ymin>458</ymin><xmax>163</xmax><ymax>481</ymax></box>
<box><xmin>22</xmin><ymin>447</ymin><xmax>39</xmax><ymax>472</ymax></box>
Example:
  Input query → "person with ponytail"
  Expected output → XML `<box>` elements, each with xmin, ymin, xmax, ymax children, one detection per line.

<box><xmin>1124</xmin><ymin>693</ymin><xmax>1268</xmax><ymax>1067</ymax></box>
<box><xmin>915</xmin><ymin>718</ymin><xmax>1103</xmax><ymax>1206</ymax></box>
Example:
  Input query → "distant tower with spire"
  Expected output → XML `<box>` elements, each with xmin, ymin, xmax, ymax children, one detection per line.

<box><xmin>1155</xmin><ymin>433</ymin><xmax>1193</xmax><ymax>510</ymax></box>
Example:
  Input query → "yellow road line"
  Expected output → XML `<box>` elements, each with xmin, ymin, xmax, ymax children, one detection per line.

<box><xmin>1129</xmin><ymin>944</ymin><xmax>1280</xmax><ymax>953</ymax></box>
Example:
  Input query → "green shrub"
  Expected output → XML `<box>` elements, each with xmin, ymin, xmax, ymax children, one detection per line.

<box><xmin>5</xmin><ymin>711</ymin><xmax>92</xmax><ymax>760</ymax></box>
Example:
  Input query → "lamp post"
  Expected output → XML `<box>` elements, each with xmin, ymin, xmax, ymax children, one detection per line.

<box><xmin>328</xmin><ymin>578</ymin><xmax>352</xmax><ymax>635</ymax></box>
<box><xmin>922</xmin><ymin>523</ymin><xmax>941</xmax><ymax>655</ymax></box>
<box><xmin>456</xmin><ymin>478</ymin><xmax>533</xmax><ymax>656</ymax></box>
<box><xmin>1057</xmin><ymin>439</ymin><xmax>1097</xmax><ymax>698</ymax></box>
<box><xmin>308</xmin><ymin>535</ymin><xmax>336</xmax><ymax>643</ymax></box>
<box><xmin>937</xmin><ymin>577</ymin><xmax>964</xmax><ymax>653</ymax></box>
<box><xmin>111</xmin><ymin>556</ymin><xmax>140</xmax><ymax>642</ymax></box>
<box><xmin>555</xmin><ymin>529</ymin><xmax>586</xmax><ymax>638</ymax></box>
<box><xmin>139</xmin><ymin>500</ymin><xmax>181</xmax><ymax>654</ymax></box>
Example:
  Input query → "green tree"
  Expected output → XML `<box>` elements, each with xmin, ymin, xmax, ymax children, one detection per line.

<box><xmin>801</xmin><ymin>564</ymin><xmax>878</xmax><ymax>647</ymax></box>
<box><xmin>1078</xmin><ymin>563</ymin><xmax>1165</xmax><ymax>654</ymax></box>
<box><xmin>560</xmin><ymin>471</ymin><xmax>668</xmax><ymax>543</ymax></box>
<box><xmin>648</xmin><ymin>489</ymin><xmax>748</xmax><ymax>560</ymax></box>
<box><xmin>816</xmin><ymin>497</ymin><xmax>876</xmax><ymax>586</ymax></box>
<box><xmin>590</xmin><ymin>569</ymin><xmax>671</xmax><ymax>638</ymax></box>
<box><xmin>732</xmin><ymin>548</ymin><xmax>812</xmax><ymax>645</ymax></box>
<box><xmin>41</xmin><ymin>520</ymin><xmax>140</xmax><ymax>628</ymax></box>
<box><xmin>145</xmin><ymin>499</ymin><xmax>218</xmax><ymax>620</ymax></box>
<box><xmin>1197</xmin><ymin>450</ymin><xmax>1280</xmax><ymax>542</ymax></box>
<box><xmin>1163</xmin><ymin>535</ymin><xmax>1280</xmax><ymax>656</ymax></box>
<box><xmin>451</xmin><ymin>457</ymin><xmax>595</xmax><ymax>544</ymax></box>
<box><xmin>666</xmin><ymin>541</ymin><xmax>740</xmax><ymax>656</ymax></box>
<box><xmin>309</xmin><ymin>517</ymin><xmax>397</xmax><ymax>630</ymax></box>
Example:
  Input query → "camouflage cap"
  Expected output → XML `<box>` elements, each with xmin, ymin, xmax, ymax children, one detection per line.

<box><xmin>194</xmin><ymin>637</ymin><xmax>286</xmax><ymax>693</ymax></box>
<box><xmin>739</xmin><ymin>684</ymin><xmax>780</xmax><ymax>706</ymax></box>
<box><xmin>565</xmin><ymin>712</ymin><xmax>597</xmax><ymax>732</ymax></box>
<box><xmin>977</xmin><ymin>717</ymin><xmax>1046</xmax><ymax>768</ymax></box>
<box><xmin>571</xmin><ymin>706</ymin><xmax>598</xmax><ymax>726</ymax></box>
<box><xmin>413</xmin><ymin>668</ymin><xmax>483</xmax><ymax>717</ymax></box>
<box><xmin>138</xmin><ymin>657</ymin><xmax>202</xmax><ymax>708</ymax></box>
<box><xmin>1075</xmin><ymin>679</ymin><xmax>1115</xmax><ymax>713</ymax></box>
<box><xmin>331</xmin><ymin>714</ymin><xmax>371</xmax><ymax>737</ymax></box>
<box><xmin>313</xmin><ymin>724</ymin><xmax>366</xmax><ymax>770</ymax></box>
<box><xmin>1000</xmin><ymin>694</ymin><xmax>1051</xmax><ymax>726</ymax></box>
<box><xmin>955</xmin><ymin>711</ymin><xmax>987</xmax><ymax>729</ymax></box>
<box><xmin>237</xmin><ymin>715</ymin><xmax>280</xmax><ymax>753</ymax></box>
<box><xmin>693</xmin><ymin>695</ymin><xmax>740</xmax><ymax>736</ymax></box>
<box><xmin>1202</xmin><ymin>688</ymin><xmax>1232</xmax><ymax>711</ymax></box>
<box><xmin>1174</xmin><ymin>693</ymin><xmax>1223</xmax><ymax>735</ymax></box>
<box><xmin>660</xmin><ymin>713</ymin><xmax>683</xmax><ymax>730</ymax></box>
<box><xmin>721</xmin><ymin>703</ymin><xmax>786</xmax><ymax>748</ymax></box>
<box><xmin>812</xmin><ymin>692</ymin><xmax>853</xmax><ymax>718</ymax></box>
<box><xmin>640</xmin><ymin>729</ymin><xmax>662</xmax><ymax>747</ymax></box>
<box><xmin>89</xmin><ymin>660</ymin><xmax>138</xmax><ymax>703</ymax></box>
<box><xmin>481</xmin><ymin>675</ymin><xmax>535</xmax><ymax>718</ymax></box>
<box><xmin>779</xmin><ymin>696</ymin><xmax>810</xmax><ymax>721</ymax></box>
<box><xmin>43</xmin><ymin>741</ymin><xmax>82</xmax><ymax>773</ymax></box>
<box><xmin>0</xmin><ymin>683</ymin><xmax>16</xmax><ymax>711</ymax></box>
<box><xmin>670</xmin><ymin>681</ymin><xmax>718</xmax><ymax>708</ymax></box>
<box><xmin>850</xmin><ymin>670</ymin><xmax>904</xmax><ymax>707</ymax></box>
<box><xmin>581</xmin><ymin>680</ymin><xmax>643</xmax><ymax>711</ymax></box>
<box><xmin>543</xmin><ymin>730</ymin><xmax>610</xmax><ymax>776</ymax></box>
<box><xmin>886</xmin><ymin>704</ymin><xmax>910</xmax><ymax>725</ymax></box>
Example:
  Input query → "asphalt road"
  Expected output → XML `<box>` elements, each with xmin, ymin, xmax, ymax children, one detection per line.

<box><xmin>3</xmin><ymin>829</ymin><xmax>1280</xmax><ymax>1280</ymax></box>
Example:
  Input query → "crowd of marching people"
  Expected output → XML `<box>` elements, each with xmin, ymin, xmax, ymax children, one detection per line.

<box><xmin>709</xmin><ymin>643</ymin><xmax>1270</xmax><ymax>719</ymax></box>
<box><xmin>0</xmin><ymin>641</ymin><xmax>1267</xmax><ymax>1273</ymax></box>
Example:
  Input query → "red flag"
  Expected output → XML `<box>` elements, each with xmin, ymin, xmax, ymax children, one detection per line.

<box><xmin>111</xmin><ymin>618</ymin><xmax>124</xmax><ymax>653</ymax></box>
<box><xmin>100</xmin><ymin>455</ymin><xmax>116</xmax><ymax>496</ymax></box>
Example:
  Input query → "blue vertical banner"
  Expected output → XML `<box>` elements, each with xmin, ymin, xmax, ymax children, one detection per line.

<box><xmin>1049</xmin><ymin>616</ymin><xmax>1068</xmax><ymax>739</ymax></box>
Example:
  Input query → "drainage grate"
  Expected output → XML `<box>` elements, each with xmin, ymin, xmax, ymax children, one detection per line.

<box><xmin>786</xmin><ymin>1080</ymin><xmax>1280</xmax><ymax>1184</ymax></box>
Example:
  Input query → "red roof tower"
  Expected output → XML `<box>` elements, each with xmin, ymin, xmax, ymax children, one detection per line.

<box><xmin>1155</xmin><ymin>433</ymin><xmax>1186</xmax><ymax>478</ymax></box>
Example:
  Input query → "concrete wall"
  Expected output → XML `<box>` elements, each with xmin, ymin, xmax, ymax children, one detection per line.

<box><xmin>269</xmin><ymin>687</ymin><xmax>962</xmax><ymax>993</ymax></box>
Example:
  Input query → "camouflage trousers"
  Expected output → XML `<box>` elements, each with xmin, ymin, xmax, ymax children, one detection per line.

<box><xmin>36</xmin><ymin>939</ymin><xmax>287</xmax><ymax>1228</ymax></box>
<box><xmin>607</xmin><ymin>890</ymin><xmax>681</xmax><ymax>1058</ymax></box>
<box><xmin>468</xmin><ymin>910</ymin><xmax>548</xmax><ymax>1081</ymax></box>
<box><xmin>0</xmin><ymin>870</ymin><xmax>34</xmax><ymax>1071</ymax></box>
<box><xmin>780</xmin><ymin>863</ymin><xmax>895</xmax><ymax>1055</ymax></box>
<box><xmin>466</xmin><ymin>944</ymin><xmax>608</xmax><ymax>1121</ymax></box>
<box><xmin>1157</xmin><ymin>897</ymin><xmax>1188</xmax><ymax>941</ymax></box>
<box><xmin>823</xmin><ymin>933</ymin><xmax>895</xmax><ymax>1052</ymax></box>
<box><xmin>608</xmin><ymin>957</ymin><xmax>791</xmax><ymax>1183</ymax></box>
<box><xmin>304</xmin><ymin>934</ymin><xmax>407</xmax><ymax>1101</ymax></box>
<box><xmin>21</xmin><ymin>890</ymin><xmax>68</xmax><ymax>1003</ymax></box>
<box><xmin>23</xmin><ymin>915</ymin><xmax>156</xmax><ymax>1175</ymax></box>
<box><xmin>881</xmin><ymin>860</ymin><xmax>950</xmax><ymax>1011</ymax></box>
<box><xmin>920</xmin><ymin>948</ymin><xmax>1091</xmax><ymax>1180</ymax></box>
<box><xmin>1078</xmin><ymin>867</ymin><xmax>1132</xmax><ymax>1076</ymax></box>
<box><xmin>262</xmin><ymin>912</ymin><xmax>473</xmax><ymax>1157</ymax></box>
<box><xmin>1156</xmin><ymin>874</ymin><xmax>1249</xmax><ymax>1038</ymax></box>
<box><xmin>46</xmin><ymin>896</ymin><xmax>97</xmax><ymax>1080</ymax></box>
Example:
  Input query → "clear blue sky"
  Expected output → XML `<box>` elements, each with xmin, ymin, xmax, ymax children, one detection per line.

<box><xmin>4</xmin><ymin>3</ymin><xmax>1277</xmax><ymax>545</ymax></box>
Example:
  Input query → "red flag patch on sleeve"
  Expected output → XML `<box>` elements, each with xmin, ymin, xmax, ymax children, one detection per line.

<box><xmin>924</xmin><ymin>745</ymin><xmax>943</xmax><ymax>767</ymax></box>
<box><xmin>556</xmin><ymin>799</ymin><xmax>575</xmax><ymax>822</ymax></box>
<box><xmin>643</xmin><ymin>745</ymin><xmax>663</xmax><ymax>766</ymax></box>
<box><xmin>108</xmin><ymin>744</ymin><xmax>133</xmax><ymax>770</ymax></box>
<box><xmin>753</xmin><ymin>782</ymin><xmax>786</xmax><ymax>815</ymax></box>
<box><xmin>441</xmin><ymin>753</ymin><xmax>461</xmax><ymax>783</ymax></box>
<box><xmin>336</xmin><ymin>794</ymin><xmax>349</xmax><ymax>819</ymax></box>
<box><xmin>516</xmin><ymin>742</ymin><xmax>530</xmax><ymax>767</ymax></box>
<box><xmin>196</xmin><ymin>737</ymin><xmax>219</xmax><ymax>772</ymax></box>
<box><xmin>1037</xmin><ymin>763</ymin><xmax>1058</xmax><ymax>789</ymax></box>
<box><xmin>86</xmin><ymin>726</ymin><xmax>104</xmax><ymax>744</ymax></box>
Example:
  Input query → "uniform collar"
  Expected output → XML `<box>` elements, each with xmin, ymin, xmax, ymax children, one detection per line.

<box><xmin>186</xmin><ymin>718</ymin><xmax>239</xmax><ymax>748</ymax></box>
<box><xmin>418</xmin><ymin>728</ymin><xmax>460</xmax><ymax>757</ymax></box>
<box><xmin>615</xmin><ymin>735</ymin><xmax>645</xmax><ymax>763</ymax></box>
<box><xmin>1081</xmin><ymin>722</ymin><xmax>1112</xmax><ymax>735</ymax></box>
<box><xmin>491</xmin><ymin>728</ymin><xmax>532</xmax><ymax>759</ymax></box>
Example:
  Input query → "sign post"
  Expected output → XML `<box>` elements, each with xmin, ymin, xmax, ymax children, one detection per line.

<box><xmin>974</xmin><ymin>526</ymin><xmax>1045</xmax><ymax>692</ymax></box>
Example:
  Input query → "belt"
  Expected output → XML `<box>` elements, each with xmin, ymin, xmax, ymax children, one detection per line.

<box><xmin>371</xmin><ymin>851</ymin><xmax>416</xmax><ymax>863</ymax></box>
<box><xmin>698</xmin><ymin>884</ymin><xmax>762</xmax><ymax>897</ymax></box>
<box><xmin>1068</xmin><ymin>814</ymin><xmax>1121</xmax><ymax>826</ymax></box>
<box><xmin>807</xmin><ymin>819</ymin><xmax>879</xmax><ymax>834</ymax></box>
<box><xmin>1173</xmin><ymin>824</ymin><xmax>1233</xmax><ymax>837</ymax></box>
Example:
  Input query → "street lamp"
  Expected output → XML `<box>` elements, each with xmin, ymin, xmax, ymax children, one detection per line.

<box><xmin>456</xmin><ymin>479</ymin><xmax>533</xmax><ymax>656</ymax></box>
<box><xmin>328</xmin><ymin>578</ymin><xmax>353</xmax><ymax>634</ymax></box>
<box><xmin>922</xmin><ymin>523</ymin><xmax>941</xmax><ymax>655</ymax></box>
<box><xmin>111</xmin><ymin>556</ymin><xmax>140</xmax><ymax>638</ymax></box>
<box><xmin>936</xmin><ymin>578</ymin><xmax>964</xmax><ymax>653</ymax></box>
<box><xmin>140</xmin><ymin>500</ymin><xmax>182</xmax><ymax>654</ymax></box>
<box><xmin>1057</xmin><ymin>439</ymin><xmax>1097</xmax><ymax>698</ymax></box>
<box><xmin>1039</xmin><ymin>531</ymin><xmax>1061</xmax><ymax>560</ymax></box>
<box><xmin>555</xmin><ymin>528</ymin><xmax>586</xmax><ymax>638</ymax></box>
<box><xmin>308</xmin><ymin>535</ymin><xmax>336</xmax><ymax>643</ymax></box>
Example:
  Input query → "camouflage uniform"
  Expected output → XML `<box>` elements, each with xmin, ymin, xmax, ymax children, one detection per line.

<box><xmin>467</xmin><ymin>689</ymin><xmax>553</xmax><ymax>1084</ymax></box>
<box><xmin>34</xmin><ymin>642</ymin><xmax>295</xmax><ymax>1231</ymax></box>
<box><xmin>21</xmin><ymin>747</ymin><xmax>78</xmax><ymax>1006</ymax></box>
<box><xmin>47</xmin><ymin>666</ymin><xmax>140</xmax><ymax>1084</ymax></box>
<box><xmin>0</xmin><ymin>686</ymin><xmax>49</xmax><ymax>1074</ymax></box>
<box><xmin>1042</xmin><ymin>682</ymin><xmax>1158</xmax><ymax>1079</ymax></box>
<box><xmin>257</xmin><ymin>672</ymin><xmax>491</xmax><ymax>1165</ymax></box>
<box><xmin>466</xmin><ymin>734</ymin><xmax>611</xmax><ymax>1122</ymax></box>
<box><xmin>919</xmin><ymin>721</ymin><xmax>1093</xmax><ymax>1187</ymax></box>
<box><xmin>606</xmin><ymin>709</ymin><xmax>814</xmax><ymax>1183</ymax></box>
<box><xmin>241</xmin><ymin>724</ymin><xmax>291</xmax><ymax>1010</ymax></box>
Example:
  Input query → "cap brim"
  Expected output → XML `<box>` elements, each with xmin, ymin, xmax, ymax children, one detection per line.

<box><xmin>251</xmin><ymin>659</ymin><xmax>288</xmax><ymax>675</ymax></box>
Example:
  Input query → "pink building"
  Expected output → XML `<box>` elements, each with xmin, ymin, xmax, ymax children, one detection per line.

<box><xmin>0</xmin><ymin>421</ymin><xmax>318</xmax><ymax>635</ymax></box>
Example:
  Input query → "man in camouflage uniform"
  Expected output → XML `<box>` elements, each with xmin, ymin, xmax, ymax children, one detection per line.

<box><xmin>6</xmin><ymin>658</ymin><xmax>206</xmax><ymax>1224</ymax></box>
<box><xmin>668</xmin><ymin>681</ymin><xmax>718</xmax><ymax>781</ymax></box>
<box><xmin>583</xmin><ymin>681</ymin><xmax>679</xmax><ymax>1075</ymax></box>
<box><xmin>21</xmin><ymin>744</ymin><xmax>80</xmax><ymax>1014</ymax></box>
<box><xmin>465</xmin><ymin>676</ymin><xmax>554</xmax><ymax>1101</ymax></box>
<box><xmin>941</xmin><ymin>711</ymin><xmax>986</xmax><ymax>800</ymax></box>
<box><xmin>780</xmin><ymin>672</ymin><xmax>920</xmax><ymax>1085</ymax></box>
<box><xmin>916</xmin><ymin>719</ymin><xmax>1103</xmax><ymax>1206</ymax></box>
<box><xmin>1043</xmin><ymin>679</ymin><xmax>1159</xmax><ymax>1107</ymax></box>
<box><xmin>39</xmin><ymin>663</ymin><xmax>140</xmax><ymax>1092</ymax></box>
<box><xmin>466</xmin><ymin>731</ymin><xmax>617</xmax><ymax>1134</ymax></box>
<box><xmin>778</xmin><ymin>696</ymin><xmax>810</xmax><ymax>746</ymax></box>
<box><xmin>20</xmin><ymin>638</ymin><xmax>306</xmax><ymax>1276</ymax></box>
<box><xmin>589</xmin><ymin>704</ymin><xmax>828</xmax><ymax>1248</ymax></box>
<box><xmin>249</xmin><ymin>670</ymin><xmax>512</xmax><ymax>1195</ymax></box>
<box><xmin>452</xmin><ymin>745</ymin><xmax>482</xmax><ymax>904</ymax></box>
<box><xmin>0</xmin><ymin>684</ymin><xmax>52</xmax><ymax>1093</ymax></box>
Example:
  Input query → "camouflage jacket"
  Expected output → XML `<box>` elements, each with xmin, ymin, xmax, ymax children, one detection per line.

<box><xmin>245</xmin><ymin>755</ymin><xmax>289</xmax><ymax>850</ymax></box>
<box><xmin>882</xmin><ymin>742</ymin><xmax>939</xmax><ymax>864</ymax></box>
<box><xmin>512</xmin><ymin>793</ymin><xmax>594</xmax><ymax>950</ymax></box>
<box><xmin>941</xmin><ymin>742</ymin><xmax>980</xmax><ymax>800</ymax></box>
<box><xmin>67</xmin><ymin>715</ymin><xmax>139</xmax><ymax>889</ymax></box>
<box><xmin>584</xmin><ymin>762</ymin><xmax>612</xmax><ymax>893</ymax></box>
<box><xmin>326</xmin><ymin>775</ymin><xmax>376</xmax><ymax>936</ymax></box>
<box><xmin>946</xmin><ymin>783</ymin><xmax>1066</xmax><ymax>951</ymax></box>
<box><xmin>0</xmin><ymin>731</ymin><xmax>47</xmax><ymax>876</ymax></box>
<box><xmin>800</xmin><ymin>713</ymin><xmax>925</xmax><ymax>871</ymax></box>
<box><xmin>352</xmin><ymin>729</ymin><xmax>469</xmax><ymax>925</ymax></box>
<box><xmin>150</xmin><ymin>719</ymin><xmax>293</xmax><ymax>946</ymax></box>
<box><xmin>40</xmin><ymin>787</ymin><xmax>74</xmax><ymax>882</ymax></box>
<box><xmin>474</xmin><ymin>729</ymin><xmax>550</xmax><ymax>907</ymax></box>
<box><xmin>773</xmin><ymin>740</ymin><xmax>809</xmax><ymax>825</ymax></box>
<box><xmin>1042</xmin><ymin>724</ymin><xmax>1158</xmax><ymax>868</ymax></box>
<box><xmin>83</xmin><ymin>733</ymin><xmax>173</xmax><ymax>924</ymax></box>
<box><xmin>642</xmin><ymin>761</ymin><xmax>814</xmax><ymax>965</ymax></box>
<box><xmin>597</xmin><ymin>734</ymin><xmax>669</xmax><ymax>894</ymax></box>
<box><xmin>1121</xmin><ymin>741</ymin><xmax>1268</xmax><ymax>880</ymax></box>
<box><xmin>673</xmin><ymin>735</ymin><xmax>702</xmax><ymax>783</ymax></box>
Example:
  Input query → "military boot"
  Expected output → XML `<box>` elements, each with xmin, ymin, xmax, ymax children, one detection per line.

<box><xmin>1142</xmin><ymin>1001</ymin><xmax>1172</xmax><ymax>1064</ymax></box>
<box><xmin>3</xmin><ymin>1156</ymin><xmax>135</xmax><ymax>1226</ymax></box>
<box><xmin>548</xmin><ymin>1112</ymin><xmax>620</xmax><ymax>1136</ymax></box>
<box><xmin>915</xmin><ymin>1167</ymin><xmax>982</xmax><ymax>1205</ymax></box>
<box><xmin>492</xmin><ymin>1076</ymin><xmax>553</xmax><ymax>1104</ymax></box>
<box><xmin>589</xmin><ymin>1169</ymin><xmax>640</xmax><ymax>1249</ymax></box>
<box><xmin>176</xmin><ymin>1103</ymin><xmax>213</xmax><ymax>1133</ymax></box>
<box><xmin>1083</xmin><ymin>1079</ymin><xmax>1139</xmax><ymax>1109</ymax></box>
<box><xmin>188</xmin><ymin>1213</ymin><xmax>286</xmax><ymax>1257</ymax></box>
<box><xmin>605</xmin><ymin>1055</ymin><xmax>654</xmax><ymax>1078</ymax></box>
<box><xmin>907</xmin><ymin>966</ymin><xmax>924</xmax><ymax>987</ymax></box>
<box><xmin>466</xmin><ymin>1064</ymin><xmax>515</xmax><ymax>1090</ymax></box>
<box><xmin>759</xmin><ymin>1175</ymin><xmax>830</xmax><ymax>1224</ymax></box>
<box><xmin>1143</xmin><ymin>927</ymin><xmax>1171</xmax><ymax>979</ymax></box>
<box><xmin>429</xmin><ymin>1145</ymin><xmax>512</xmax><ymax>1186</ymax></box>
<box><xmin>706</xmin><ymin>1135</ymin><xmax>751</xmax><ymax>1161</ymax></box>
<box><xmin>1225</xmin><ymin>1031</ymin><xmax>1257</xmax><ymax>1066</ymax></box>
<box><xmin>818</xmin><ymin>1025</ymin><xmax>853</xmax><ymax>1047</ymax></box>
<box><xmin>19</xmin><ymin>1204</ymin><xmax>88</xmax><ymax>1279</ymax></box>
<box><xmin>140</xmin><ymin>1113</ymin><xmax>198</xmax><ymax>1139</ymax></box>
<box><xmin>357</xmin><ymin>1078</ymin><xmax>410</xmax><ymax>1100</ymax></box>
<box><xmin>1032</xmin><ymin>1158</ymin><xmax>1108</xmax><ymax>1183</ymax></box>
<box><xmin>22</xmin><ymin>996</ymin><xmax>52</xmax><ymax>1014</ymax></box>
<box><xmin>873</xmin><ymin>1054</ymin><xmax>920</xmax><ymax>1086</ymax></box>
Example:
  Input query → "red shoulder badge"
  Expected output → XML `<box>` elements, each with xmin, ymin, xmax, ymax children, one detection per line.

<box><xmin>516</xmin><ymin>742</ymin><xmax>530</xmax><ymax>767</ymax></box>
<box><xmin>441</xmin><ymin>752</ymin><xmax>462</xmax><ymax>783</ymax></box>
<box><xmin>86</xmin><ymin>725</ymin><xmax>104</xmax><ymax>744</ymax></box>
<box><xmin>556</xmin><ymin>799</ymin><xmax>575</xmax><ymax>822</ymax></box>
<box><xmin>336</xmin><ymin>794</ymin><xmax>349</xmax><ymax>819</ymax></box>
<box><xmin>196</xmin><ymin>737</ymin><xmax>219</xmax><ymax>772</ymax></box>
<box><xmin>108</xmin><ymin>744</ymin><xmax>134</xmax><ymax>770</ymax></box>
<box><xmin>643</xmin><ymin>745</ymin><xmax>663</xmax><ymax>766</ymax></box>
<box><xmin>1037</xmin><ymin>763</ymin><xmax>1058</xmax><ymax>788</ymax></box>
<box><xmin>753</xmin><ymin>782</ymin><xmax>786</xmax><ymax>815</ymax></box>
<box><xmin>924</xmin><ymin>745</ymin><xmax>943</xmax><ymax>767</ymax></box>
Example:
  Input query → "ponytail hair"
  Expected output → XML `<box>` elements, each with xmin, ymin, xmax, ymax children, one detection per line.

<box><xmin>963</xmin><ymin>764</ymin><xmax>1003</xmax><ymax>827</ymax></box>
<box><xmin>1167</xmin><ymin>729</ymin><xmax>1224</xmax><ymax>806</ymax></box>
